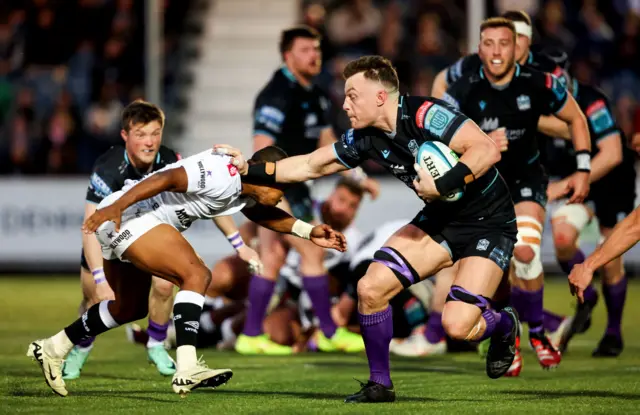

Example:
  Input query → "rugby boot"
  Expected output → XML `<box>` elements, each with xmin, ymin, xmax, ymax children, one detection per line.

<box><xmin>234</xmin><ymin>334</ymin><xmax>293</xmax><ymax>355</ymax></box>
<box><xmin>148</xmin><ymin>344</ymin><xmax>177</xmax><ymax>376</ymax></box>
<box><xmin>171</xmin><ymin>357</ymin><xmax>232</xmax><ymax>396</ymax></box>
<box><xmin>530</xmin><ymin>331</ymin><xmax>562</xmax><ymax>369</ymax></box>
<box><xmin>486</xmin><ymin>307</ymin><xmax>519</xmax><ymax>379</ymax></box>
<box><xmin>344</xmin><ymin>379</ymin><xmax>396</xmax><ymax>403</ymax></box>
<box><xmin>61</xmin><ymin>345</ymin><xmax>92</xmax><ymax>380</ymax></box>
<box><xmin>592</xmin><ymin>334</ymin><xmax>623</xmax><ymax>357</ymax></box>
<box><xmin>390</xmin><ymin>333</ymin><xmax>446</xmax><ymax>357</ymax></box>
<box><xmin>548</xmin><ymin>316</ymin><xmax>574</xmax><ymax>350</ymax></box>
<box><xmin>559</xmin><ymin>292</ymin><xmax>598</xmax><ymax>353</ymax></box>
<box><xmin>316</xmin><ymin>327</ymin><xmax>365</xmax><ymax>353</ymax></box>
<box><xmin>27</xmin><ymin>339</ymin><xmax>68</xmax><ymax>397</ymax></box>
<box><xmin>504</xmin><ymin>336</ymin><xmax>522</xmax><ymax>377</ymax></box>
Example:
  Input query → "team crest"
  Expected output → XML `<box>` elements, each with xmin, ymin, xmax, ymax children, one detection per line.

<box><xmin>476</xmin><ymin>239</ymin><xmax>490</xmax><ymax>251</ymax></box>
<box><xmin>408</xmin><ymin>139</ymin><xmax>419</xmax><ymax>156</ymax></box>
<box><xmin>479</xmin><ymin>100</ymin><xmax>486</xmax><ymax>111</ymax></box>
<box><xmin>517</xmin><ymin>95</ymin><xmax>531</xmax><ymax>111</ymax></box>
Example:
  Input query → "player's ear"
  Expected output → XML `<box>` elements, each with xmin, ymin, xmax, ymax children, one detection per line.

<box><xmin>120</xmin><ymin>129</ymin><xmax>128</xmax><ymax>143</ymax></box>
<box><xmin>376</xmin><ymin>89</ymin><xmax>387</xmax><ymax>107</ymax></box>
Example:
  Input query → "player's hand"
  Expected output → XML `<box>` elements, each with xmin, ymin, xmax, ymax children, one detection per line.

<box><xmin>413</xmin><ymin>163</ymin><xmax>439</xmax><ymax>202</ymax></box>
<box><xmin>310</xmin><ymin>224</ymin><xmax>347</xmax><ymax>252</ymax></box>
<box><xmin>361</xmin><ymin>177</ymin><xmax>380</xmax><ymax>200</ymax></box>
<box><xmin>568</xmin><ymin>262</ymin><xmax>595</xmax><ymax>303</ymax></box>
<box><xmin>82</xmin><ymin>204</ymin><xmax>123</xmax><ymax>233</ymax></box>
<box><xmin>488</xmin><ymin>128</ymin><xmax>508</xmax><ymax>152</ymax></box>
<box><xmin>547</xmin><ymin>179</ymin><xmax>570</xmax><ymax>202</ymax></box>
<box><xmin>566</xmin><ymin>171</ymin><xmax>590</xmax><ymax>204</ymax></box>
<box><xmin>236</xmin><ymin>245</ymin><xmax>264</xmax><ymax>275</ymax></box>
<box><xmin>213</xmin><ymin>144</ymin><xmax>248</xmax><ymax>174</ymax></box>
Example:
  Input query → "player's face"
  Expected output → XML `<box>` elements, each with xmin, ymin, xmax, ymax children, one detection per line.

<box><xmin>322</xmin><ymin>186</ymin><xmax>362</xmax><ymax>231</ymax></box>
<box><xmin>121</xmin><ymin>120</ymin><xmax>162</xmax><ymax>167</ymax></box>
<box><xmin>343</xmin><ymin>72</ymin><xmax>384</xmax><ymax>129</ymax></box>
<box><xmin>514</xmin><ymin>33</ymin><xmax>531</xmax><ymax>64</ymax></box>
<box><xmin>286</xmin><ymin>37</ymin><xmax>322</xmax><ymax>78</ymax></box>
<box><xmin>478</xmin><ymin>27</ymin><xmax>516</xmax><ymax>80</ymax></box>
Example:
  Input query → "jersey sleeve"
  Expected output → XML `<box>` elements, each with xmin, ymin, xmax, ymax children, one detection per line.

<box><xmin>415</xmin><ymin>99</ymin><xmax>469</xmax><ymax>145</ymax></box>
<box><xmin>585</xmin><ymin>98</ymin><xmax>620</xmax><ymax>143</ymax></box>
<box><xmin>332</xmin><ymin>128</ymin><xmax>371</xmax><ymax>168</ymax></box>
<box><xmin>446</xmin><ymin>54</ymin><xmax>479</xmax><ymax>85</ymax></box>
<box><xmin>541</xmin><ymin>73</ymin><xmax>569</xmax><ymax>115</ymax></box>
<box><xmin>85</xmin><ymin>163</ymin><xmax>115</xmax><ymax>204</ymax></box>
<box><xmin>182</xmin><ymin>152</ymin><xmax>239</xmax><ymax>198</ymax></box>
<box><xmin>253</xmin><ymin>91</ymin><xmax>288</xmax><ymax>141</ymax></box>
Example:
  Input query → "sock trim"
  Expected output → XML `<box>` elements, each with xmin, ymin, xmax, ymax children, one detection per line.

<box><xmin>358</xmin><ymin>305</ymin><xmax>392</xmax><ymax>326</ymax></box>
<box><xmin>99</xmin><ymin>301</ymin><xmax>119</xmax><ymax>329</ymax></box>
<box><xmin>175</xmin><ymin>290</ymin><xmax>205</xmax><ymax>307</ymax></box>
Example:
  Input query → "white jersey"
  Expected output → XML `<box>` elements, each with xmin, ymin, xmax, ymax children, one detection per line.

<box><xmin>120</xmin><ymin>150</ymin><xmax>250</xmax><ymax>232</ymax></box>
<box><xmin>349</xmin><ymin>219</ymin><xmax>409</xmax><ymax>270</ymax></box>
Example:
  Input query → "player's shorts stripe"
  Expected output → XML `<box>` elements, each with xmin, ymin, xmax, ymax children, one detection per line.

<box><xmin>332</xmin><ymin>143</ymin><xmax>354</xmax><ymax>169</ymax></box>
<box><xmin>253</xmin><ymin>129</ymin><xmax>278</xmax><ymax>141</ymax></box>
<box><xmin>527</xmin><ymin>151</ymin><xmax>540</xmax><ymax>164</ymax></box>
<box><xmin>480</xmin><ymin>170</ymin><xmax>499</xmax><ymax>194</ymax></box>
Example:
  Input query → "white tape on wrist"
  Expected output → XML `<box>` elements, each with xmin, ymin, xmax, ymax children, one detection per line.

<box><xmin>576</xmin><ymin>153</ymin><xmax>591</xmax><ymax>172</ymax></box>
<box><xmin>291</xmin><ymin>220</ymin><xmax>314</xmax><ymax>240</ymax></box>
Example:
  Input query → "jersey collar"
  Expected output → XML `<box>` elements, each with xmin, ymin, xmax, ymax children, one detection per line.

<box><xmin>124</xmin><ymin>149</ymin><xmax>161</xmax><ymax>171</ymax></box>
<box><xmin>527</xmin><ymin>51</ymin><xmax>534</xmax><ymax>64</ymax></box>
<box><xmin>479</xmin><ymin>63</ymin><xmax>520</xmax><ymax>88</ymax></box>
<box><xmin>280</xmin><ymin>65</ymin><xmax>313</xmax><ymax>91</ymax></box>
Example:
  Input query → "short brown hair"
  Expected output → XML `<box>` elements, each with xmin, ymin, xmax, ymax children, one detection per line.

<box><xmin>121</xmin><ymin>100</ymin><xmax>165</xmax><ymax>132</ymax></box>
<box><xmin>501</xmin><ymin>10</ymin><xmax>532</xmax><ymax>26</ymax></box>
<box><xmin>335</xmin><ymin>177</ymin><xmax>364</xmax><ymax>199</ymax></box>
<box><xmin>342</xmin><ymin>55</ymin><xmax>399</xmax><ymax>93</ymax></box>
<box><xmin>480</xmin><ymin>17</ymin><xmax>516</xmax><ymax>39</ymax></box>
<box><xmin>279</xmin><ymin>25</ymin><xmax>321</xmax><ymax>58</ymax></box>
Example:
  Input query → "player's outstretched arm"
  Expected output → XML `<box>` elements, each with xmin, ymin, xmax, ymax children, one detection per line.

<box><xmin>83</xmin><ymin>167</ymin><xmax>188</xmax><ymax>233</ymax></box>
<box><xmin>555</xmin><ymin>94</ymin><xmax>591</xmax><ymax>153</ymax></box>
<box><xmin>242</xmin><ymin>205</ymin><xmax>347</xmax><ymax>252</ymax></box>
<box><xmin>213</xmin><ymin>215</ymin><xmax>264</xmax><ymax>275</ymax></box>
<box><xmin>569</xmin><ymin>207</ymin><xmax>640</xmax><ymax>301</ymax></box>
<box><xmin>448</xmin><ymin>120</ymin><xmax>502</xmax><ymax>179</ymax></box>
<box><xmin>589</xmin><ymin>133</ymin><xmax>622</xmax><ymax>183</ymax></box>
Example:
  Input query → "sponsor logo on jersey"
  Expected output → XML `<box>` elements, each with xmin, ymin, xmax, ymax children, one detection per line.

<box><xmin>424</xmin><ymin>105</ymin><xmax>454</xmax><ymax>138</ymax></box>
<box><xmin>416</xmin><ymin>101</ymin><xmax>434</xmax><ymax>128</ymax></box>
<box><xmin>227</xmin><ymin>163</ymin><xmax>238</xmax><ymax>176</ymax></box>
<box><xmin>344</xmin><ymin>129</ymin><xmax>355</xmax><ymax>145</ymax></box>
<box><xmin>256</xmin><ymin>105</ymin><xmax>285</xmax><ymax>133</ymax></box>
<box><xmin>175</xmin><ymin>208</ymin><xmax>192</xmax><ymax>229</ymax></box>
<box><xmin>197</xmin><ymin>161</ymin><xmax>206</xmax><ymax>189</ymax></box>
<box><xmin>89</xmin><ymin>173</ymin><xmax>112</xmax><ymax>199</ymax></box>
<box><xmin>586</xmin><ymin>99</ymin><xmax>614</xmax><ymax>134</ymax></box>
<box><xmin>389</xmin><ymin>164</ymin><xmax>405</xmax><ymax>173</ymax></box>
<box><xmin>304</xmin><ymin>113</ymin><xmax>318</xmax><ymax>127</ymax></box>
<box><xmin>479</xmin><ymin>100</ymin><xmax>487</xmax><ymax>111</ymax></box>
<box><xmin>109</xmin><ymin>230</ymin><xmax>133</xmax><ymax>249</ymax></box>
<box><xmin>408</xmin><ymin>139</ymin><xmax>419</xmax><ymax>156</ymax></box>
<box><xmin>476</xmin><ymin>238</ymin><xmax>490</xmax><ymax>251</ymax></box>
<box><xmin>381</xmin><ymin>149</ymin><xmax>391</xmax><ymax>159</ymax></box>
<box><xmin>545</xmin><ymin>73</ymin><xmax>567</xmax><ymax>101</ymax></box>
<box><xmin>520</xmin><ymin>187</ymin><xmax>532</xmax><ymax>198</ymax></box>
<box><xmin>479</xmin><ymin>117</ymin><xmax>500</xmax><ymax>131</ymax></box>
<box><xmin>517</xmin><ymin>95</ymin><xmax>531</xmax><ymax>111</ymax></box>
<box><xmin>506</xmin><ymin>128</ymin><xmax>527</xmax><ymax>141</ymax></box>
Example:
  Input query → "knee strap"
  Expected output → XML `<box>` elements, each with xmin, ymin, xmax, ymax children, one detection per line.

<box><xmin>445</xmin><ymin>285</ymin><xmax>491</xmax><ymax>312</ymax></box>
<box><xmin>552</xmin><ymin>203</ymin><xmax>591</xmax><ymax>231</ymax></box>
<box><xmin>372</xmin><ymin>247</ymin><xmax>420</xmax><ymax>288</ymax></box>
<box><xmin>513</xmin><ymin>216</ymin><xmax>543</xmax><ymax>280</ymax></box>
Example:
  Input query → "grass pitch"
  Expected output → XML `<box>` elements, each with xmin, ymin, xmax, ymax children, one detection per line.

<box><xmin>1</xmin><ymin>276</ymin><xmax>640</xmax><ymax>414</ymax></box>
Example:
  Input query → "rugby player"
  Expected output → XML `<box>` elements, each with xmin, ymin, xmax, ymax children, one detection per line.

<box><xmin>540</xmin><ymin>73</ymin><xmax>634</xmax><ymax>356</ymax></box>
<box><xmin>26</xmin><ymin>146</ymin><xmax>346</xmax><ymax>397</ymax></box>
<box><xmin>217</xmin><ymin>55</ymin><xmax>523</xmax><ymax>403</ymax></box>
<box><xmin>431</xmin><ymin>10</ymin><xmax>563</xmax><ymax>99</ymax></box>
<box><xmin>241</xmin><ymin>25</ymin><xmax>378</xmax><ymax>355</ymax></box>
<box><xmin>443</xmin><ymin>18</ymin><xmax>591</xmax><ymax>371</ymax></box>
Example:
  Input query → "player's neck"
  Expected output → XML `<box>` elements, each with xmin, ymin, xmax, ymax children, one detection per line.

<box><xmin>284</xmin><ymin>64</ymin><xmax>313</xmax><ymax>88</ymax></box>
<box><xmin>126</xmin><ymin>150</ymin><xmax>153</xmax><ymax>174</ymax></box>
<box><xmin>372</xmin><ymin>95</ymin><xmax>400</xmax><ymax>133</ymax></box>
<box><xmin>484</xmin><ymin>65</ymin><xmax>516</xmax><ymax>86</ymax></box>
<box><xmin>517</xmin><ymin>50</ymin><xmax>530</xmax><ymax>65</ymax></box>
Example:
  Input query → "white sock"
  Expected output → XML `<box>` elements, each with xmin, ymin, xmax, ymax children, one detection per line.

<box><xmin>147</xmin><ymin>337</ymin><xmax>165</xmax><ymax>348</ymax></box>
<box><xmin>176</xmin><ymin>345</ymin><xmax>197</xmax><ymax>371</ymax></box>
<box><xmin>45</xmin><ymin>330</ymin><xmax>74</xmax><ymax>358</ymax></box>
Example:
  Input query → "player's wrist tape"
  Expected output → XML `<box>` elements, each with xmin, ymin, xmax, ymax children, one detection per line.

<box><xmin>246</xmin><ymin>162</ymin><xmax>277</xmax><ymax>185</ymax></box>
<box><xmin>434</xmin><ymin>162</ymin><xmax>474</xmax><ymax>196</ymax></box>
<box><xmin>575</xmin><ymin>150</ymin><xmax>591</xmax><ymax>173</ymax></box>
<box><xmin>92</xmin><ymin>267</ymin><xmax>106</xmax><ymax>284</ymax></box>
<box><xmin>291</xmin><ymin>220</ymin><xmax>313</xmax><ymax>240</ymax></box>
<box><xmin>226</xmin><ymin>231</ymin><xmax>245</xmax><ymax>250</ymax></box>
<box><xmin>349</xmin><ymin>166</ymin><xmax>368</xmax><ymax>184</ymax></box>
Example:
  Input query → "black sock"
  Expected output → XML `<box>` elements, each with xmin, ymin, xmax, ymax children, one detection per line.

<box><xmin>64</xmin><ymin>301</ymin><xmax>120</xmax><ymax>345</ymax></box>
<box><xmin>173</xmin><ymin>291</ymin><xmax>205</xmax><ymax>348</ymax></box>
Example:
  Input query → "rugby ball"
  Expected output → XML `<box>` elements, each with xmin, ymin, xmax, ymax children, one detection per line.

<box><xmin>416</xmin><ymin>141</ymin><xmax>464</xmax><ymax>202</ymax></box>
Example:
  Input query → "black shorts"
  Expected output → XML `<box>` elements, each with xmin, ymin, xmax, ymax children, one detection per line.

<box><xmin>590</xmin><ymin>176</ymin><xmax>636</xmax><ymax>229</ymax></box>
<box><xmin>284</xmin><ymin>183</ymin><xmax>314</xmax><ymax>223</ymax></box>
<box><xmin>507</xmin><ymin>174</ymin><xmax>549</xmax><ymax>208</ymax></box>
<box><xmin>410</xmin><ymin>205</ymin><xmax>517</xmax><ymax>272</ymax></box>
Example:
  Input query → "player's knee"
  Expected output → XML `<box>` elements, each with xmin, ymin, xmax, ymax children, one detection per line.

<box><xmin>513</xmin><ymin>245</ymin><xmax>535</xmax><ymax>263</ymax></box>
<box><xmin>553</xmin><ymin>231</ymin><xmax>575</xmax><ymax>254</ymax></box>
<box><xmin>441</xmin><ymin>311</ymin><xmax>474</xmax><ymax>340</ymax></box>
<box><xmin>513</xmin><ymin>216</ymin><xmax>543</xmax><ymax>280</ymax></box>
<box><xmin>182</xmin><ymin>264</ymin><xmax>212</xmax><ymax>294</ymax></box>
<box><xmin>357</xmin><ymin>276</ymin><xmax>384</xmax><ymax>310</ymax></box>
<box><xmin>442</xmin><ymin>285</ymin><xmax>489</xmax><ymax>340</ymax></box>
<box><xmin>151</xmin><ymin>278</ymin><xmax>174</xmax><ymax>301</ymax></box>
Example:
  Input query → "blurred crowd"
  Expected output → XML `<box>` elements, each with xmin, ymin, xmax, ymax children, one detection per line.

<box><xmin>0</xmin><ymin>0</ymin><xmax>192</xmax><ymax>175</ymax></box>
<box><xmin>301</xmin><ymin>0</ymin><xmax>640</xmax><ymax>172</ymax></box>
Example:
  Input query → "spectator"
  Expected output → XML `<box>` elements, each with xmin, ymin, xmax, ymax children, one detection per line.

<box><xmin>326</xmin><ymin>0</ymin><xmax>382</xmax><ymax>56</ymax></box>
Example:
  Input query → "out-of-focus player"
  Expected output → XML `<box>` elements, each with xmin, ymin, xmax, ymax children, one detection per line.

<box><xmin>444</xmin><ymin>18</ymin><xmax>591</xmax><ymax>373</ymax></box>
<box><xmin>239</xmin><ymin>26</ymin><xmax>378</xmax><ymax>355</ymax></box>
<box><xmin>540</xmin><ymin>72</ymin><xmax>635</xmax><ymax>356</ymax></box>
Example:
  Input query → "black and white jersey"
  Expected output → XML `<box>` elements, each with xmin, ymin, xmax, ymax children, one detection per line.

<box><xmin>86</xmin><ymin>145</ymin><xmax>180</xmax><ymax>204</ymax></box>
<box><xmin>444</xmin><ymin>65</ymin><xmax>569</xmax><ymax>183</ymax></box>
<box><xmin>253</xmin><ymin>67</ymin><xmax>332</xmax><ymax>157</ymax></box>
<box><xmin>333</xmin><ymin>94</ymin><xmax>512</xmax><ymax>220</ymax></box>
<box><xmin>446</xmin><ymin>50</ymin><xmax>562</xmax><ymax>86</ymax></box>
